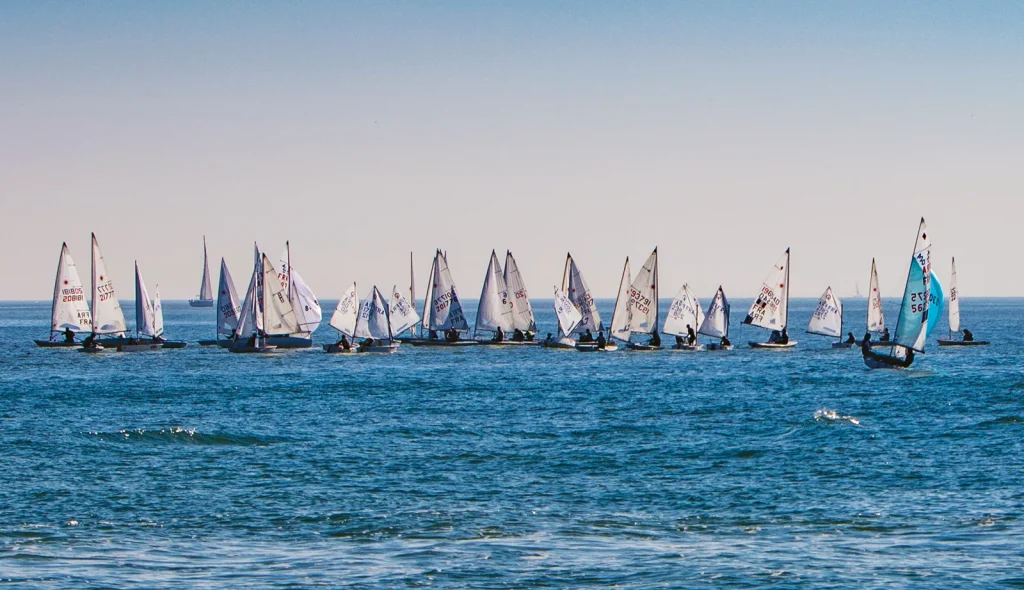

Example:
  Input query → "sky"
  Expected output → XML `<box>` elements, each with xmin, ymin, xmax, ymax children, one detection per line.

<box><xmin>2</xmin><ymin>1</ymin><xmax>1022</xmax><ymax>301</ymax></box>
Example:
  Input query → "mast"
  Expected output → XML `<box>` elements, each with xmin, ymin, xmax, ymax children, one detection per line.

<box><xmin>49</xmin><ymin>244</ymin><xmax>64</xmax><ymax>337</ymax></box>
<box><xmin>891</xmin><ymin>217</ymin><xmax>931</xmax><ymax>354</ymax></box>
<box><xmin>409</xmin><ymin>252</ymin><xmax>416</xmax><ymax>337</ymax></box>
<box><xmin>286</xmin><ymin>241</ymin><xmax>292</xmax><ymax>300</ymax></box>
<box><xmin>784</xmin><ymin>247</ymin><xmax>790</xmax><ymax>329</ymax></box>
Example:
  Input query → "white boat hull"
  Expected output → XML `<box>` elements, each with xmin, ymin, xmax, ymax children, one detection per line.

<box><xmin>749</xmin><ymin>341</ymin><xmax>797</xmax><ymax>349</ymax></box>
<box><xmin>118</xmin><ymin>343</ymin><xmax>162</xmax><ymax>352</ymax></box>
<box><xmin>188</xmin><ymin>299</ymin><xmax>215</xmax><ymax>308</ymax></box>
<box><xmin>671</xmin><ymin>343</ymin><xmax>705</xmax><ymax>351</ymax></box>
<box><xmin>544</xmin><ymin>337</ymin><xmax>577</xmax><ymax>349</ymax></box>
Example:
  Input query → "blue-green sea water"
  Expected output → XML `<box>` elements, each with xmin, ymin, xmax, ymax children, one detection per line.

<box><xmin>1</xmin><ymin>297</ymin><xmax>1022</xmax><ymax>587</ymax></box>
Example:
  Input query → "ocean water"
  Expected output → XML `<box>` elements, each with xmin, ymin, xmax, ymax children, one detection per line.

<box><xmin>1</xmin><ymin>297</ymin><xmax>1022</xmax><ymax>588</ymax></box>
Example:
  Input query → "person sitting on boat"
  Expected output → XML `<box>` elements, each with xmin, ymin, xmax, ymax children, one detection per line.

<box><xmin>596</xmin><ymin>331</ymin><xmax>607</xmax><ymax>350</ymax></box>
<box><xmin>492</xmin><ymin>326</ymin><xmax>505</xmax><ymax>342</ymax></box>
<box><xmin>337</xmin><ymin>334</ymin><xmax>351</xmax><ymax>351</ymax></box>
<box><xmin>780</xmin><ymin>328</ymin><xmax>789</xmax><ymax>344</ymax></box>
<box><xmin>768</xmin><ymin>330</ymin><xmax>782</xmax><ymax>343</ymax></box>
<box><xmin>511</xmin><ymin>328</ymin><xmax>525</xmax><ymax>342</ymax></box>
<box><xmin>650</xmin><ymin>331</ymin><xmax>661</xmax><ymax>347</ymax></box>
<box><xmin>963</xmin><ymin>328</ymin><xmax>974</xmax><ymax>342</ymax></box>
<box><xmin>82</xmin><ymin>333</ymin><xmax>97</xmax><ymax>349</ymax></box>
<box><xmin>675</xmin><ymin>335</ymin><xmax>685</xmax><ymax>348</ymax></box>
<box><xmin>63</xmin><ymin>327</ymin><xmax>75</xmax><ymax>343</ymax></box>
<box><xmin>429</xmin><ymin>330</ymin><xmax>439</xmax><ymax>341</ymax></box>
<box><xmin>861</xmin><ymin>332</ymin><xmax>872</xmax><ymax>354</ymax></box>
<box><xmin>246</xmin><ymin>334</ymin><xmax>256</xmax><ymax>348</ymax></box>
<box><xmin>358</xmin><ymin>337</ymin><xmax>374</xmax><ymax>352</ymax></box>
<box><xmin>686</xmin><ymin>324</ymin><xmax>697</xmax><ymax>346</ymax></box>
<box><xmin>525</xmin><ymin>330</ymin><xmax>535</xmax><ymax>341</ymax></box>
<box><xmin>544</xmin><ymin>333</ymin><xmax>553</xmax><ymax>347</ymax></box>
<box><xmin>445</xmin><ymin>328</ymin><xmax>459</xmax><ymax>342</ymax></box>
<box><xmin>846</xmin><ymin>332</ymin><xmax>856</xmax><ymax>344</ymax></box>
<box><xmin>720</xmin><ymin>335</ymin><xmax>731</xmax><ymax>347</ymax></box>
<box><xmin>880</xmin><ymin>328</ymin><xmax>891</xmax><ymax>342</ymax></box>
<box><xmin>579</xmin><ymin>329</ymin><xmax>593</xmax><ymax>343</ymax></box>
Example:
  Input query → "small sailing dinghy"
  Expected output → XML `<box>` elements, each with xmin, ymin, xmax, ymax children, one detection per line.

<box><xmin>559</xmin><ymin>252</ymin><xmax>605</xmax><ymax>349</ymax></box>
<box><xmin>938</xmin><ymin>257</ymin><xmax>989</xmax><ymax>346</ymax></box>
<box><xmin>806</xmin><ymin>286</ymin><xmax>850</xmax><ymax>348</ymax></box>
<box><xmin>473</xmin><ymin>250</ymin><xmax>516</xmax><ymax>344</ymax></box>
<box><xmin>621</xmin><ymin>249</ymin><xmax>662</xmax><ymax>351</ymax></box>
<box><xmin>202</xmin><ymin>259</ymin><xmax>242</xmax><ymax>346</ymax></box>
<box><xmin>323</xmin><ymin>283</ymin><xmax>358</xmax><ymax>352</ymax></box>
<box><xmin>503</xmin><ymin>250</ymin><xmax>539</xmax><ymax>344</ymax></box>
<box><xmin>35</xmin><ymin>243</ymin><xmax>92</xmax><ymax>347</ymax></box>
<box><xmin>600</xmin><ymin>258</ymin><xmax>635</xmax><ymax>352</ymax></box>
<box><xmin>546</xmin><ymin>286</ymin><xmax>584</xmax><ymax>349</ymax></box>
<box><xmin>411</xmin><ymin>250</ymin><xmax>477</xmax><ymax>346</ymax></box>
<box><xmin>87</xmin><ymin>233</ymin><xmax>131</xmax><ymax>350</ymax></box>
<box><xmin>389</xmin><ymin>284</ymin><xmax>420</xmax><ymax>341</ymax></box>
<box><xmin>267</xmin><ymin>242</ymin><xmax>321</xmax><ymax>349</ymax></box>
<box><xmin>350</xmin><ymin>286</ymin><xmax>401</xmax><ymax>353</ymax></box>
<box><xmin>229</xmin><ymin>247</ymin><xmax>287</xmax><ymax>353</ymax></box>
<box><xmin>189</xmin><ymin>236</ymin><xmax>215</xmax><ymax>307</ymax></box>
<box><xmin>698</xmin><ymin>286</ymin><xmax>733</xmax><ymax>350</ymax></box>
<box><xmin>745</xmin><ymin>248</ymin><xmax>796</xmax><ymax>349</ymax></box>
<box><xmin>858</xmin><ymin>258</ymin><xmax>889</xmax><ymax>348</ymax></box>
<box><xmin>862</xmin><ymin>218</ymin><xmax>936</xmax><ymax>369</ymax></box>
<box><xmin>119</xmin><ymin>262</ymin><xmax>163</xmax><ymax>352</ymax></box>
<box><xmin>663</xmin><ymin>283</ymin><xmax>704</xmax><ymax>351</ymax></box>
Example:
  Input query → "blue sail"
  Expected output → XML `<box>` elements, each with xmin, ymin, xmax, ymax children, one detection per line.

<box><xmin>893</xmin><ymin>256</ymin><xmax>929</xmax><ymax>351</ymax></box>
<box><xmin>926</xmin><ymin>271</ymin><xmax>944</xmax><ymax>337</ymax></box>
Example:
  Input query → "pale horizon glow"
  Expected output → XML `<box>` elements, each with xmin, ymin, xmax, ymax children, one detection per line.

<box><xmin>2</xmin><ymin>2</ymin><xmax>1022</xmax><ymax>301</ymax></box>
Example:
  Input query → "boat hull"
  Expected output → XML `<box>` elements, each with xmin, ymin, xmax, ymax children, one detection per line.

<box><xmin>937</xmin><ymin>339</ymin><xmax>990</xmax><ymax>346</ymax></box>
<box><xmin>229</xmin><ymin>344</ymin><xmax>278</xmax><ymax>354</ymax></box>
<box><xmin>749</xmin><ymin>341</ymin><xmax>798</xmax><ymax>349</ymax></box>
<box><xmin>543</xmin><ymin>337</ymin><xmax>577</xmax><ymax>349</ymax></box>
<box><xmin>160</xmin><ymin>341</ymin><xmax>187</xmax><ymax>349</ymax></box>
<box><xmin>671</xmin><ymin>343</ymin><xmax>705</xmax><ymax>351</ymax></box>
<box><xmin>198</xmin><ymin>339</ymin><xmax>221</xmax><ymax>347</ymax></box>
<box><xmin>474</xmin><ymin>340</ymin><xmax>540</xmax><ymax>346</ymax></box>
<box><xmin>34</xmin><ymin>340</ymin><xmax>80</xmax><ymax>348</ymax></box>
<box><xmin>188</xmin><ymin>299</ymin><xmax>215</xmax><ymax>308</ymax></box>
<box><xmin>78</xmin><ymin>346</ymin><xmax>106</xmax><ymax>354</ymax></box>
<box><xmin>832</xmin><ymin>342</ymin><xmax>855</xmax><ymax>349</ymax></box>
<box><xmin>862</xmin><ymin>349</ymin><xmax>913</xmax><ymax>370</ymax></box>
<box><xmin>409</xmin><ymin>340</ymin><xmax>479</xmax><ymax>347</ymax></box>
<box><xmin>118</xmin><ymin>343</ymin><xmax>162</xmax><ymax>352</ymax></box>
<box><xmin>265</xmin><ymin>336</ymin><xmax>313</xmax><ymax>349</ymax></box>
<box><xmin>704</xmin><ymin>343</ymin><xmax>734</xmax><ymax>351</ymax></box>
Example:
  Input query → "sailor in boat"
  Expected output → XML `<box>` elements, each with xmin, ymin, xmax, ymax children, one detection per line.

<box><xmin>335</xmin><ymin>334</ymin><xmax>351</xmax><ymax>351</ymax></box>
<box><xmin>544</xmin><ymin>333</ymin><xmax>553</xmax><ymax>346</ymax></box>
<box><xmin>579</xmin><ymin>329</ymin><xmax>594</xmax><ymax>343</ymax></box>
<box><xmin>596</xmin><ymin>331</ymin><xmax>607</xmax><ymax>350</ymax></box>
<box><xmin>358</xmin><ymin>337</ymin><xmax>374</xmax><ymax>353</ymax></box>
<box><xmin>675</xmin><ymin>335</ymin><xmax>685</xmax><ymax>348</ymax></box>
<box><xmin>686</xmin><ymin>325</ymin><xmax>697</xmax><ymax>346</ymax></box>
<box><xmin>720</xmin><ymin>335</ymin><xmax>731</xmax><ymax>347</ymax></box>
<box><xmin>445</xmin><ymin>328</ymin><xmax>459</xmax><ymax>342</ymax></box>
<box><xmin>492</xmin><ymin>326</ymin><xmax>505</xmax><ymax>343</ymax></box>
<box><xmin>768</xmin><ymin>329</ymin><xmax>789</xmax><ymax>344</ymax></box>
<box><xmin>963</xmin><ymin>328</ymin><xmax>975</xmax><ymax>342</ymax></box>
<box><xmin>511</xmin><ymin>328</ymin><xmax>525</xmax><ymax>342</ymax></box>
<box><xmin>846</xmin><ymin>332</ymin><xmax>856</xmax><ymax>345</ymax></box>
<box><xmin>82</xmin><ymin>333</ymin><xmax>97</xmax><ymax>349</ymax></box>
<box><xmin>880</xmin><ymin>328</ymin><xmax>891</xmax><ymax>342</ymax></box>
<box><xmin>429</xmin><ymin>330</ymin><xmax>439</xmax><ymax>341</ymax></box>
<box><xmin>525</xmin><ymin>331</ymin><xmax>535</xmax><ymax>342</ymax></box>
<box><xmin>650</xmin><ymin>331</ymin><xmax>661</xmax><ymax>347</ymax></box>
<box><xmin>63</xmin><ymin>327</ymin><xmax>75</xmax><ymax>344</ymax></box>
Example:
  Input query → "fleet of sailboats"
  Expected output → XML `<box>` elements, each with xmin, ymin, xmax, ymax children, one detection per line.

<box><xmin>33</xmin><ymin>225</ymin><xmax>989</xmax><ymax>366</ymax></box>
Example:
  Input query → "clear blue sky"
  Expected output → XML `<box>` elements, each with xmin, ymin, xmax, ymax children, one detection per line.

<box><xmin>2</xmin><ymin>1</ymin><xmax>1022</xmax><ymax>300</ymax></box>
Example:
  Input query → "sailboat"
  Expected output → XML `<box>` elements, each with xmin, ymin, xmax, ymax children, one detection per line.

<box><xmin>663</xmin><ymin>283</ymin><xmax>704</xmax><ymax>351</ymax></box>
<box><xmin>88</xmin><ymin>233</ymin><xmax>131</xmax><ymax>349</ymax></box>
<box><xmin>323</xmin><ymin>283</ymin><xmax>358</xmax><ymax>352</ymax></box>
<box><xmin>120</xmin><ymin>262</ymin><xmax>163</xmax><ymax>352</ymax></box>
<box><xmin>35</xmin><ymin>243</ymin><xmax>92</xmax><ymax>347</ymax></box>
<box><xmin>353</xmin><ymin>286</ymin><xmax>401</xmax><ymax>353</ymax></box>
<box><xmin>389</xmin><ymin>284</ymin><xmax>420</xmax><ymax>340</ymax></box>
<box><xmin>698</xmin><ymin>286</ymin><xmax>733</xmax><ymax>350</ymax></box>
<box><xmin>269</xmin><ymin>242</ymin><xmax>321</xmax><ymax>348</ymax></box>
<box><xmin>474</xmin><ymin>250</ymin><xmax>516</xmax><ymax>343</ymax></box>
<box><xmin>624</xmin><ymin>248</ymin><xmax>662</xmax><ymax>351</ymax></box>
<box><xmin>807</xmin><ymin>286</ymin><xmax>849</xmax><ymax>348</ymax></box>
<box><xmin>200</xmin><ymin>258</ymin><xmax>242</xmax><ymax>346</ymax></box>
<box><xmin>408</xmin><ymin>252</ymin><xmax>418</xmax><ymax>338</ymax></box>
<box><xmin>230</xmin><ymin>247</ymin><xmax>297</xmax><ymax>353</ymax></box>
<box><xmin>745</xmin><ymin>248</ymin><xmax>796</xmax><ymax>349</ymax></box>
<box><xmin>546</xmin><ymin>286</ymin><xmax>584</xmax><ymax>349</ymax></box>
<box><xmin>561</xmin><ymin>253</ymin><xmax>604</xmax><ymax>343</ymax></box>
<box><xmin>504</xmin><ymin>250</ymin><xmax>538</xmax><ymax>339</ymax></box>
<box><xmin>863</xmin><ymin>218</ymin><xmax>936</xmax><ymax>369</ymax></box>
<box><xmin>938</xmin><ymin>257</ymin><xmax>989</xmax><ymax>346</ymax></box>
<box><xmin>411</xmin><ymin>249</ymin><xmax>476</xmax><ymax>346</ymax></box>
<box><xmin>603</xmin><ymin>257</ymin><xmax>633</xmax><ymax>352</ymax></box>
<box><xmin>864</xmin><ymin>258</ymin><xmax>887</xmax><ymax>344</ymax></box>
<box><xmin>188</xmin><ymin>236</ymin><xmax>215</xmax><ymax>307</ymax></box>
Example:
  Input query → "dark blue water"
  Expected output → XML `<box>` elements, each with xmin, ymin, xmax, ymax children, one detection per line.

<box><xmin>2</xmin><ymin>297</ymin><xmax>1022</xmax><ymax>587</ymax></box>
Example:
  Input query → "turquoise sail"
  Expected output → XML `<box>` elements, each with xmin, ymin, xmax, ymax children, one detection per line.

<box><xmin>893</xmin><ymin>256</ymin><xmax>930</xmax><ymax>352</ymax></box>
<box><xmin>927</xmin><ymin>271</ymin><xmax>944</xmax><ymax>337</ymax></box>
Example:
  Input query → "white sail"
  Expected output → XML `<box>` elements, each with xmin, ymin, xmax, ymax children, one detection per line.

<box><xmin>134</xmin><ymin>262</ymin><xmax>157</xmax><ymax>337</ymax></box>
<box><xmin>217</xmin><ymin>258</ymin><xmax>242</xmax><ymax>336</ymax></box>
<box><xmin>867</xmin><ymin>258</ymin><xmax>885</xmax><ymax>334</ymax></box>
<box><xmin>893</xmin><ymin>218</ymin><xmax>932</xmax><ymax>352</ymax></box>
<box><xmin>663</xmin><ymin>283</ymin><xmax>704</xmax><ymax>337</ymax></box>
<box><xmin>90</xmin><ymin>233</ymin><xmax>128</xmax><ymax>335</ymax></box>
<box><xmin>609</xmin><ymin>258</ymin><xmax>632</xmax><ymax>341</ymax></box>
<box><xmin>807</xmin><ymin>286</ymin><xmax>843</xmax><ymax>338</ymax></box>
<box><xmin>948</xmin><ymin>257</ymin><xmax>960</xmax><ymax>334</ymax></box>
<box><xmin>553</xmin><ymin>286</ymin><xmax>583</xmax><ymax>337</ymax></box>
<box><xmin>475</xmin><ymin>250</ymin><xmax>514</xmax><ymax>334</ymax></box>
<box><xmin>329</xmin><ymin>282</ymin><xmax>359</xmax><ymax>337</ymax></box>
<box><xmin>354</xmin><ymin>287</ymin><xmax>392</xmax><ymax>340</ymax></box>
<box><xmin>278</xmin><ymin>244</ymin><xmax>322</xmax><ymax>334</ymax></box>
<box><xmin>50</xmin><ymin>243</ymin><xmax>91</xmax><ymax>334</ymax></box>
<box><xmin>698</xmin><ymin>286</ymin><xmax>731</xmax><ymax>339</ymax></box>
<box><xmin>560</xmin><ymin>253</ymin><xmax>602</xmax><ymax>335</ymax></box>
<box><xmin>152</xmin><ymin>285</ymin><xmax>164</xmax><ymax>338</ymax></box>
<box><xmin>421</xmin><ymin>256</ymin><xmax>436</xmax><ymax>334</ymax></box>
<box><xmin>389</xmin><ymin>284</ymin><xmax>420</xmax><ymax>336</ymax></box>
<box><xmin>233</xmin><ymin>246</ymin><xmax>263</xmax><ymax>337</ymax></box>
<box><xmin>409</xmin><ymin>252</ymin><xmax>417</xmax><ymax>336</ymax></box>
<box><xmin>627</xmin><ymin>248</ymin><xmax>659</xmax><ymax>334</ymax></box>
<box><xmin>743</xmin><ymin>248</ymin><xmax>790</xmax><ymax>331</ymax></box>
<box><xmin>428</xmin><ymin>250</ymin><xmax>469</xmax><ymax>331</ymax></box>
<box><xmin>261</xmin><ymin>253</ymin><xmax>299</xmax><ymax>336</ymax></box>
<box><xmin>503</xmin><ymin>251</ymin><xmax>536</xmax><ymax>332</ymax></box>
<box><xmin>197</xmin><ymin>236</ymin><xmax>214</xmax><ymax>301</ymax></box>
